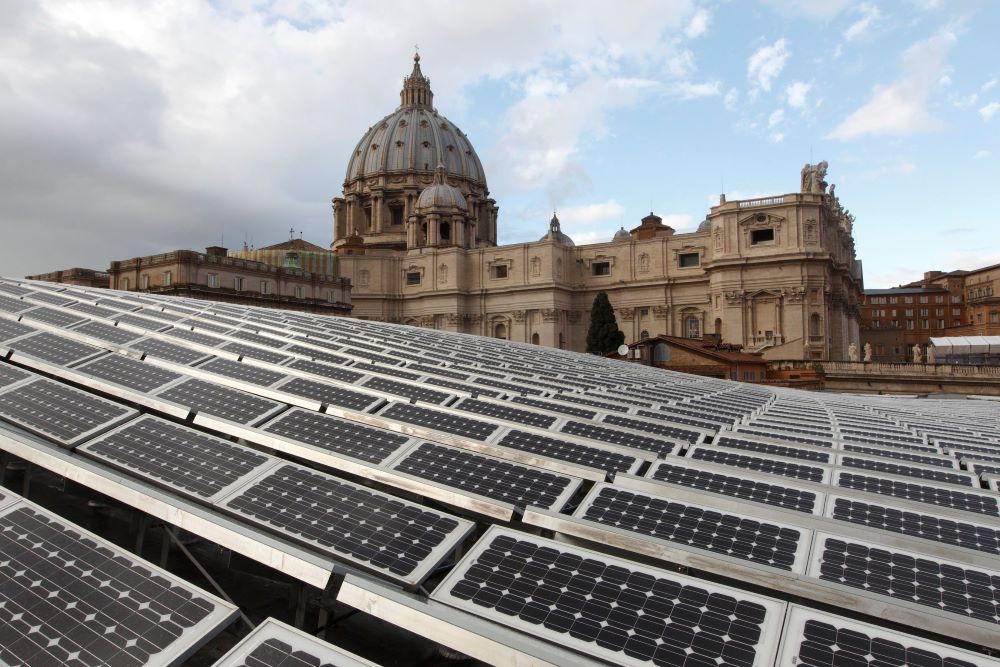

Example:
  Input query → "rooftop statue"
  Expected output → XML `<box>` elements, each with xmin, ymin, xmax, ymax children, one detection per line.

<box><xmin>800</xmin><ymin>161</ymin><xmax>829</xmax><ymax>194</ymax></box>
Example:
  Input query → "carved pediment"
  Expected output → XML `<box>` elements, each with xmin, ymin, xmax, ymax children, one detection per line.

<box><xmin>738</xmin><ymin>212</ymin><xmax>785</xmax><ymax>228</ymax></box>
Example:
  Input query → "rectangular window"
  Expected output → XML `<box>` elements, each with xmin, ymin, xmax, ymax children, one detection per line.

<box><xmin>327</xmin><ymin>290</ymin><xmax>335</xmax><ymax>302</ymax></box>
<box><xmin>954</xmin><ymin>320</ymin><xmax>961</xmax><ymax>326</ymax></box>
<box><xmin>639</xmin><ymin>308</ymin><xmax>649</xmax><ymax>318</ymax></box>
<box><xmin>890</xmin><ymin>319</ymin><xmax>899</xmax><ymax>328</ymax></box>
<box><xmin>919</xmin><ymin>296</ymin><xmax>928</xmax><ymax>303</ymax></box>
<box><xmin>889</xmin><ymin>297</ymin><xmax>897</xmax><ymax>304</ymax></box>
<box><xmin>234</xmin><ymin>277</ymin><xmax>245</xmax><ymax>291</ymax></box>
<box><xmin>294</xmin><ymin>286</ymin><xmax>303</xmax><ymax>299</ymax></box>
<box><xmin>906</xmin><ymin>320</ymin><xmax>914</xmax><ymax>330</ymax></box>
<box><xmin>591</xmin><ymin>262</ymin><xmax>611</xmax><ymax>276</ymax></box>
<box><xmin>140</xmin><ymin>275</ymin><xmax>150</xmax><ymax>290</ymax></box>
<box><xmin>891</xmin><ymin>309</ymin><xmax>897</xmax><ymax>317</ymax></box>
<box><xmin>390</xmin><ymin>204</ymin><xmax>404</xmax><ymax>227</ymax></box>
<box><xmin>207</xmin><ymin>273</ymin><xmax>219</xmax><ymax>288</ymax></box>
<box><xmin>992</xmin><ymin>312</ymin><xmax>999</xmax><ymax>324</ymax></box>
<box><xmin>905</xmin><ymin>296</ymin><xmax>913</xmax><ymax>304</ymax></box>
<box><xmin>678</xmin><ymin>252</ymin><xmax>700</xmax><ymax>268</ymax></box>
<box><xmin>951</xmin><ymin>295</ymin><xmax>962</xmax><ymax>303</ymax></box>
<box><xmin>873</xmin><ymin>320</ymin><xmax>881</xmax><ymax>328</ymax></box>
<box><xmin>938</xmin><ymin>319</ymin><xmax>945</xmax><ymax>328</ymax></box>
<box><xmin>922</xmin><ymin>319</ymin><xmax>929</xmax><ymax>329</ymax></box>
<box><xmin>952</xmin><ymin>308</ymin><xmax>961</xmax><ymax>316</ymax></box>
<box><xmin>162</xmin><ymin>271</ymin><xmax>172</xmax><ymax>287</ymax></box>
<box><xmin>406</xmin><ymin>272</ymin><xmax>421</xmax><ymax>285</ymax></box>
<box><xmin>935</xmin><ymin>295</ymin><xmax>944</xmax><ymax>303</ymax></box>
<box><xmin>935</xmin><ymin>308</ymin><xmax>943</xmax><ymax>316</ymax></box>
<box><xmin>260</xmin><ymin>281</ymin><xmax>270</xmax><ymax>295</ymax></box>
<box><xmin>919</xmin><ymin>309</ymin><xmax>928</xmax><ymax>316</ymax></box>
<box><xmin>121</xmin><ymin>277</ymin><xmax>130</xmax><ymax>291</ymax></box>
<box><xmin>905</xmin><ymin>309</ymin><xmax>913</xmax><ymax>317</ymax></box>
<box><xmin>750</xmin><ymin>228</ymin><xmax>774</xmax><ymax>245</ymax></box>
<box><xmin>490</xmin><ymin>265</ymin><xmax>508</xmax><ymax>280</ymax></box>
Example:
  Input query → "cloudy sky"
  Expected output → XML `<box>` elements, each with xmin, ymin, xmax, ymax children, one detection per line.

<box><xmin>1</xmin><ymin>0</ymin><xmax>997</xmax><ymax>286</ymax></box>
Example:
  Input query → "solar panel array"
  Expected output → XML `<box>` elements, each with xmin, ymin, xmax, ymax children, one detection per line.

<box><xmin>2</xmin><ymin>276</ymin><xmax>1000</xmax><ymax>665</ymax></box>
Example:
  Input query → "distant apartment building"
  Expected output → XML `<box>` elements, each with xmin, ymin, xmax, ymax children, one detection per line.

<box><xmin>24</xmin><ymin>267</ymin><xmax>110</xmax><ymax>288</ymax></box>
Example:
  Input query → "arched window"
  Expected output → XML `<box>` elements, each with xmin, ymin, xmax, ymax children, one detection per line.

<box><xmin>653</xmin><ymin>343</ymin><xmax>670</xmax><ymax>363</ymax></box>
<box><xmin>684</xmin><ymin>316</ymin><xmax>700</xmax><ymax>339</ymax></box>
<box><xmin>440</xmin><ymin>221</ymin><xmax>451</xmax><ymax>243</ymax></box>
<box><xmin>809</xmin><ymin>313</ymin><xmax>822</xmax><ymax>337</ymax></box>
<box><xmin>531</xmin><ymin>333</ymin><xmax>540</xmax><ymax>345</ymax></box>
<box><xmin>714</xmin><ymin>318</ymin><xmax>722</xmax><ymax>336</ymax></box>
<box><xmin>493</xmin><ymin>323</ymin><xmax>507</xmax><ymax>340</ymax></box>
<box><xmin>640</xmin><ymin>330</ymin><xmax>649</xmax><ymax>340</ymax></box>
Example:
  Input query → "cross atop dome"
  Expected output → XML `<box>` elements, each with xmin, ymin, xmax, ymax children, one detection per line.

<box><xmin>401</xmin><ymin>51</ymin><xmax>433</xmax><ymax>109</ymax></box>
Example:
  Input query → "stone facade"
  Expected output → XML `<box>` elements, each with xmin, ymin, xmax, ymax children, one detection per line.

<box><xmin>330</xmin><ymin>56</ymin><xmax>863</xmax><ymax>360</ymax></box>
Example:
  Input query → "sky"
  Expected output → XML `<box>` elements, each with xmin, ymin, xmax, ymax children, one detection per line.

<box><xmin>0</xmin><ymin>0</ymin><xmax>997</xmax><ymax>287</ymax></box>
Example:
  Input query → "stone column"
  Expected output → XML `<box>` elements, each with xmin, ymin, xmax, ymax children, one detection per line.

<box><xmin>346</xmin><ymin>196</ymin><xmax>355</xmax><ymax>234</ymax></box>
<box><xmin>454</xmin><ymin>216</ymin><xmax>465</xmax><ymax>248</ymax></box>
<box><xmin>427</xmin><ymin>214</ymin><xmax>440</xmax><ymax>247</ymax></box>
<box><xmin>372</xmin><ymin>195</ymin><xmax>383</xmax><ymax>234</ymax></box>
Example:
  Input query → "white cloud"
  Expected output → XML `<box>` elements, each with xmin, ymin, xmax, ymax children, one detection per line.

<box><xmin>769</xmin><ymin>131</ymin><xmax>785</xmax><ymax>143</ymax></box>
<box><xmin>983</xmin><ymin>79</ymin><xmax>998</xmax><ymax>93</ymax></box>
<box><xmin>723</xmin><ymin>88</ymin><xmax>739</xmax><ymax>111</ymax></box>
<box><xmin>558</xmin><ymin>201</ymin><xmax>626</xmax><ymax>226</ymax></box>
<box><xmin>669</xmin><ymin>80</ymin><xmax>722</xmax><ymax>99</ymax></box>
<box><xmin>827</xmin><ymin>27</ymin><xmax>956</xmax><ymax>140</ymax></box>
<box><xmin>785</xmin><ymin>81</ymin><xmax>812</xmax><ymax>109</ymax></box>
<box><xmin>844</xmin><ymin>3</ymin><xmax>882</xmax><ymax>41</ymax></box>
<box><xmin>747</xmin><ymin>38</ymin><xmax>789</xmax><ymax>92</ymax></box>
<box><xmin>761</xmin><ymin>0</ymin><xmax>852</xmax><ymax>19</ymax></box>
<box><xmin>684</xmin><ymin>8</ymin><xmax>710</xmax><ymax>39</ymax></box>
<box><xmin>979</xmin><ymin>101</ymin><xmax>1000</xmax><ymax>121</ymax></box>
<box><xmin>768</xmin><ymin>109</ymin><xmax>785</xmax><ymax>127</ymax></box>
<box><xmin>974</xmin><ymin>150</ymin><xmax>990</xmax><ymax>159</ymax></box>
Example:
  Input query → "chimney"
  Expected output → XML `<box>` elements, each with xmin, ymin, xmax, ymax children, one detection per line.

<box><xmin>205</xmin><ymin>246</ymin><xmax>228</xmax><ymax>257</ymax></box>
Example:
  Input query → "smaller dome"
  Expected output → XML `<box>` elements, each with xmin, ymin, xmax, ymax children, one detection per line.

<box><xmin>697</xmin><ymin>218</ymin><xmax>711</xmax><ymax>232</ymax></box>
<box><xmin>539</xmin><ymin>212</ymin><xmax>575</xmax><ymax>246</ymax></box>
<box><xmin>613</xmin><ymin>226</ymin><xmax>631</xmax><ymax>243</ymax></box>
<box><xmin>415</xmin><ymin>164</ymin><xmax>467</xmax><ymax>213</ymax></box>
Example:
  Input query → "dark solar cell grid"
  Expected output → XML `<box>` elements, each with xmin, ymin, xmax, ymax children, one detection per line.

<box><xmin>0</xmin><ymin>295</ymin><xmax>30</xmax><ymax>314</ymax></box>
<box><xmin>0</xmin><ymin>505</ymin><xmax>218</xmax><ymax>667</ymax></box>
<box><xmin>498</xmin><ymin>430</ymin><xmax>636</xmax><ymax>474</ymax></box>
<box><xmin>513</xmin><ymin>396</ymin><xmax>597</xmax><ymax>419</ymax></box>
<box><xmin>220</xmin><ymin>342</ymin><xmax>291</xmax><ymax>365</ymax></box>
<box><xmin>361</xmin><ymin>376</ymin><xmax>450</xmax><ymax>405</ymax></box>
<box><xmin>393</xmin><ymin>442</ymin><xmax>573</xmax><ymax>510</ymax></box>
<box><xmin>128</xmin><ymin>337</ymin><xmax>210</xmax><ymax>365</ymax></box>
<box><xmin>408</xmin><ymin>363</ymin><xmax>466</xmax><ymax>380</ymax></box>
<box><xmin>793</xmin><ymin>618</ymin><xmax>979</xmax><ymax>667</ymax></box>
<box><xmin>225</xmin><ymin>465</ymin><xmax>461</xmax><ymax>578</ymax></box>
<box><xmin>113</xmin><ymin>313</ymin><xmax>170</xmax><ymax>331</ymax></box>
<box><xmin>583</xmin><ymin>486</ymin><xmax>802</xmax><ymax>570</ymax></box>
<box><xmin>157</xmin><ymin>378</ymin><xmax>283</xmax><ymax>425</ymax></box>
<box><xmin>362</xmin><ymin>364</ymin><xmax>422</xmax><ymax>381</ymax></box>
<box><xmin>285</xmin><ymin>345</ymin><xmax>349</xmax><ymax>365</ymax></box>
<box><xmin>969</xmin><ymin>462</ymin><xmax>1000</xmax><ymax>476</ymax></box>
<box><xmin>601</xmin><ymin>414</ymin><xmax>702</xmax><ymax>443</ymax></box>
<box><xmin>163</xmin><ymin>327</ymin><xmax>226</xmax><ymax>347</ymax></box>
<box><xmin>561</xmin><ymin>421</ymin><xmax>675</xmax><ymax>456</ymax></box>
<box><xmin>231</xmin><ymin>637</ymin><xmax>340</xmax><ymax>667</ymax></box>
<box><xmin>0</xmin><ymin>283</ymin><xmax>32</xmax><ymax>296</ymax></box>
<box><xmin>552</xmin><ymin>394</ymin><xmax>629</xmax><ymax>413</ymax></box>
<box><xmin>424</xmin><ymin>377</ymin><xmax>501</xmax><ymax>398</ymax></box>
<box><xmin>841</xmin><ymin>444</ymin><xmax>955</xmax><ymax>468</ymax></box>
<box><xmin>736</xmin><ymin>428</ymin><xmax>834</xmax><ymax>447</ymax></box>
<box><xmin>946</xmin><ymin>444</ymin><xmax>1000</xmax><ymax>457</ymax></box>
<box><xmin>442</xmin><ymin>532</ymin><xmax>773</xmax><ymax>667</ymax></box>
<box><xmin>837</xmin><ymin>473</ymin><xmax>999</xmax><ymax>517</ymax></box>
<box><xmin>20</xmin><ymin>306</ymin><xmax>86</xmax><ymax>328</ymax></box>
<box><xmin>715</xmin><ymin>437</ymin><xmax>831</xmax><ymax>463</ymax></box>
<box><xmin>286</xmin><ymin>359</ymin><xmax>364</xmax><ymax>384</ymax></box>
<box><xmin>25</xmin><ymin>290</ymin><xmax>75</xmax><ymax>306</ymax></box>
<box><xmin>831</xmin><ymin>497</ymin><xmax>1000</xmax><ymax>557</ymax></box>
<box><xmin>0</xmin><ymin>378</ymin><xmax>133</xmax><ymax>445</ymax></box>
<box><xmin>71</xmin><ymin>320</ymin><xmax>143</xmax><ymax>346</ymax></box>
<box><xmin>344</xmin><ymin>348</ymin><xmax>402</xmax><ymax>366</ymax></box>
<box><xmin>0</xmin><ymin>364</ymin><xmax>31</xmax><ymax>389</ymax></box>
<box><xmin>841</xmin><ymin>457</ymin><xmax>973</xmax><ymax>486</ymax></box>
<box><xmin>77</xmin><ymin>355</ymin><xmax>181</xmax><ymax>393</ymax></box>
<box><xmin>817</xmin><ymin>537</ymin><xmax>1000</xmax><ymax>624</ymax></box>
<box><xmin>840</xmin><ymin>430</ymin><xmax>924</xmax><ymax>445</ymax></box>
<box><xmin>82</xmin><ymin>418</ymin><xmax>270</xmax><ymax>499</ymax></box>
<box><xmin>473</xmin><ymin>377</ymin><xmax>544</xmax><ymax>396</ymax></box>
<box><xmin>67</xmin><ymin>302</ymin><xmax>118</xmax><ymax>318</ymax></box>
<box><xmin>136</xmin><ymin>309</ymin><xmax>186</xmax><ymax>322</ymax></box>
<box><xmin>200</xmin><ymin>358</ymin><xmax>286</xmax><ymax>387</ymax></box>
<box><xmin>279</xmin><ymin>377</ymin><xmax>377</xmax><ymax>411</ymax></box>
<box><xmin>597</xmin><ymin>391</ymin><xmax>654</xmax><ymax>408</ymax></box>
<box><xmin>7</xmin><ymin>332</ymin><xmax>102</xmax><ymax>366</ymax></box>
<box><xmin>294</xmin><ymin>338</ymin><xmax>343</xmax><ymax>352</ymax></box>
<box><xmin>641</xmin><ymin>409</ymin><xmax>728</xmax><ymax>430</ymax></box>
<box><xmin>455</xmin><ymin>398</ymin><xmax>557</xmax><ymax>429</ymax></box>
<box><xmin>381</xmin><ymin>402</ymin><xmax>497</xmax><ymax>441</ymax></box>
<box><xmin>649</xmin><ymin>463</ymin><xmax>818</xmax><ymax>513</ymax></box>
<box><xmin>0</xmin><ymin>318</ymin><xmax>35</xmax><ymax>342</ymax></box>
<box><xmin>230</xmin><ymin>330</ymin><xmax>288</xmax><ymax>349</ymax></box>
<box><xmin>263</xmin><ymin>408</ymin><xmax>407</xmax><ymax>464</ymax></box>
<box><xmin>182</xmin><ymin>319</ymin><xmax>233</xmax><ymax>334</ymax></box>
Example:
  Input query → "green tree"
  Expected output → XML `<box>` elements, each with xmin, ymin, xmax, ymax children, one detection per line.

<box><xmin>586</xmin><ymin>292</ymin><xmax>625</xmax><ymax>354</ymax></box>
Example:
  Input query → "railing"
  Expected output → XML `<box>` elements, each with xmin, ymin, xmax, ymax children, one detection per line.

<box><xmin>738</xmin><ymin>196</ymin><xmax>786</xmax><ymax>209</ymax></box>
<box><xmin>818</xmin><ymin>361</ymin><xmax>1000</xmax><ymax>379</ymax></box>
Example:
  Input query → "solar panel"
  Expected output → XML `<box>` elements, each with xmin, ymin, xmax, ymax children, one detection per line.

<box><xmin>283</xmin><ymin>358</ymin><xmax>364</xmax><ymax>384</ymax></box>
<box><xmin>714</xmin><ymin>436</ymin><xmax>832</xmax><ymax>463</ymax></box>
<box><xmin>154</xmin><ymin>378</ymin><xmax>284</xmax><ymax>425</ymax></box>
<box><xmin>809</xmin><ymin>531</ymin><xmax>1000</xmax><ymax>626</ymax></box>
<box><xmin>163</xmin><ymin>327</ymin><xmax>226</xmax><ymax>347</ymax></box>
<box><xmin>0</xmin><ymin>318</ymin><xmax>35</xmax><ymax>342</ymax></box>
<box><xmin>0</xmin><ymin>364</ymin><xmax>32</xmax><ymax>389</ymax></box>
<box><xmin>219</xmin><ymin>341</ymin><xmax>292</xmax><ymax>365</ymax></box>
<box><xmin>0</xmin><ymin>377</ymin><xmax>136</xmax><ymax>447</ymax></box>
<box><xmin>128</xmin><ymin>337</ymin><xmax>213</xmax><ymax>365</ymax></box>
<box><xmin>261</xmin><ymin>407</ymin><xmax>408</xmax><ymax>464</ymax></box>
<box><xmin>389</xmin><ymin>441</ymin><xmax>581</xmax><ymax>511</ymax></box>
<box><xmin>0</xmin><ymin>499</ymin><xmax>236</xmax><ymax>667</ymax></box>
<box><xmin>432</xmin><ymin>526</ymin><xmax>785</xmax><ymax>667</ymax></box>
<box><xmin>67</xmin><ymin>301</ymin><xmax>120</xmax><ymax>318</ymax></box>
<box><xmin>212</xmin><ymin>618</ymin><xmax>378</xmax><ymax>667</ymax></box>
<box><xmin>113</xmin><ymin>313</ymin><xmax>172</xmax><ymax>331</ymax></box>
<box><xmin>646</xmin><ymin>460</ymin><xmax>822</xmax><ymax>514</ymax></box>
<box><xmin>0</xmin><ymin>295</ymin><xmax>31</xmax><ymax>314</ymax></box>
<box><xmin>70</xmin><ymin>320</ymin><xmax>144</xmax><ymax>345</ymax></box>
<box><xmin>561</xmin><ymin>421</ymin><xmax>675</xmax><ymax>456</ymax></box>
<box><xmin>497</xmin><ymin>429</ymin><xmax>640</xmax><ymax>475</ymax></box>
<box><xmin>777</xmin><ymin>604</ymin><xmax>1000</xmax><ymax>667</ymax></box>
<box><xmin>835</xmin><ymin>471</ymin><xmax>1000</xmax><ymax>517</ymax></box>
<box><xmin>380</xmin><ymin>402</ymin><xmax>498</xmax><ymax>441</ymax></box>
<box><xmin>277</xmin><ymin>377</ymin><xmax>380</xmax><ymax>412</ymax></box>
<box><xmin>576</xmin><ymin>483</ymin><xmax>809</xmax><ymax>572</ymax></box>
<box><xmin>454</xmin><ymin>398</ymin><xmax>556</xmax><ymax>429</ymax></box>
<box><xmin>5</xmin><ymin>331</ymin><xmax>105</xmax><ymax>367</ymax></box>
<box><xmin>284</xmin><ymin>345</ymin><xmax>349</xmax><ymax>365</ymax></box>
<box><xmin>220</xmin><ymin>464</ymin><xmax>471</xmax><ymax>585</ymax></box>
<box><xmin>838</xmin><ymin>455</ymin><xmax>976</xmax><ymax>486</ymax></box>
<box><xmin>841</xmin><ymin>443</ymin><xmax>956</xmax><ymax>468</ymax></box>
<box><xmin>601</xmin><ymin>414</ymin><xmax>704</xmax><ymax>443</ymax></box>
<box><xmin>826</xmin><ymin>495</ymin><xmax>1000</xmax><ymax>557</ymax></box>
<box><xmin>688</xmin><ymin>447</ymin><xmax>829</xmax><ymax>483</ymax></box>
<box><xmin>511</xmin><ymin>396</ymin><xmax>597</xmax><ymax>419</ymax></box>
<box><xmin>361</xmin><ymin>376</ymin><xmax>452</xmax><ymax>405</ymax></box>
<box><xmin>78</xmin><ymin>416</ymin><xmax>279</xmax><ymax>501</ymax></box>
<box><xmin>75</xmin><ymin>354</ymin><xmax>183</xmax><ymax>393</ymax></box>
<box><xmin>24</xmin><ymin>290</ymin><xmax>75</xmax><ymax>306</ymax></box>
<box><xmin>199</xmin><ymin>358</ymin><xmax>287</xmax><ymax>387</ymax></box>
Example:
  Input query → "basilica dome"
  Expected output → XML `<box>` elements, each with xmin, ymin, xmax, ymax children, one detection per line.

<box><xmin>344</xmin><ymin>54</ymin><xmax>487</xmax><ymax>189</ymax></box>
<box><xmin>415</xmin><ymin>164</ymin><xmax>468</xmax><ymax>213</ymax></box>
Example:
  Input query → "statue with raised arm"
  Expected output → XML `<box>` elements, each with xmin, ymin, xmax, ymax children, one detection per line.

<box><xmin>913</xmin><ymin>345</ymin><xmax>923</xmax><ymax>364</ymax></box>
<box><xmin>800</xmin><ymin>161</ymin><xmax>829</xmax><ymax>194</ymax></box>
<box><xmin>863</xmin><ymin>342</ymin><xmax>872</xmax><ymax>362</ymax></box>
<box><xmin>848</xmin><ymin>342</ymin><xmax>858</xmax><ymax>362</ymax></box>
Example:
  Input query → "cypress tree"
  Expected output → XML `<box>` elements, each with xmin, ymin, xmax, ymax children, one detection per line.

<box><xmin>586</xmin><ymin>292</ymin><xmax>625</xmax><ymax>354</ymax></box>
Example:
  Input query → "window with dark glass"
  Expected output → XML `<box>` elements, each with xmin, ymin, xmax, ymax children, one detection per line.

<box><xmin>679</xmin><ymin>252</ymin><xmax>700</xmax><ymax>268</ymax></box>
<box><xmin>406</xmin><ymin>272</ymin><xmax>421</xmax><ymax>285</ymax></box>
<box><xmin>592</xmin><ymin>262</ymin><xmax>611</xmax><ymax>276</ymax></box>
<box><xmin>750</xmin><ymin>228</ymin><xmax>774</xmax><ymax>244</ymax></box>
